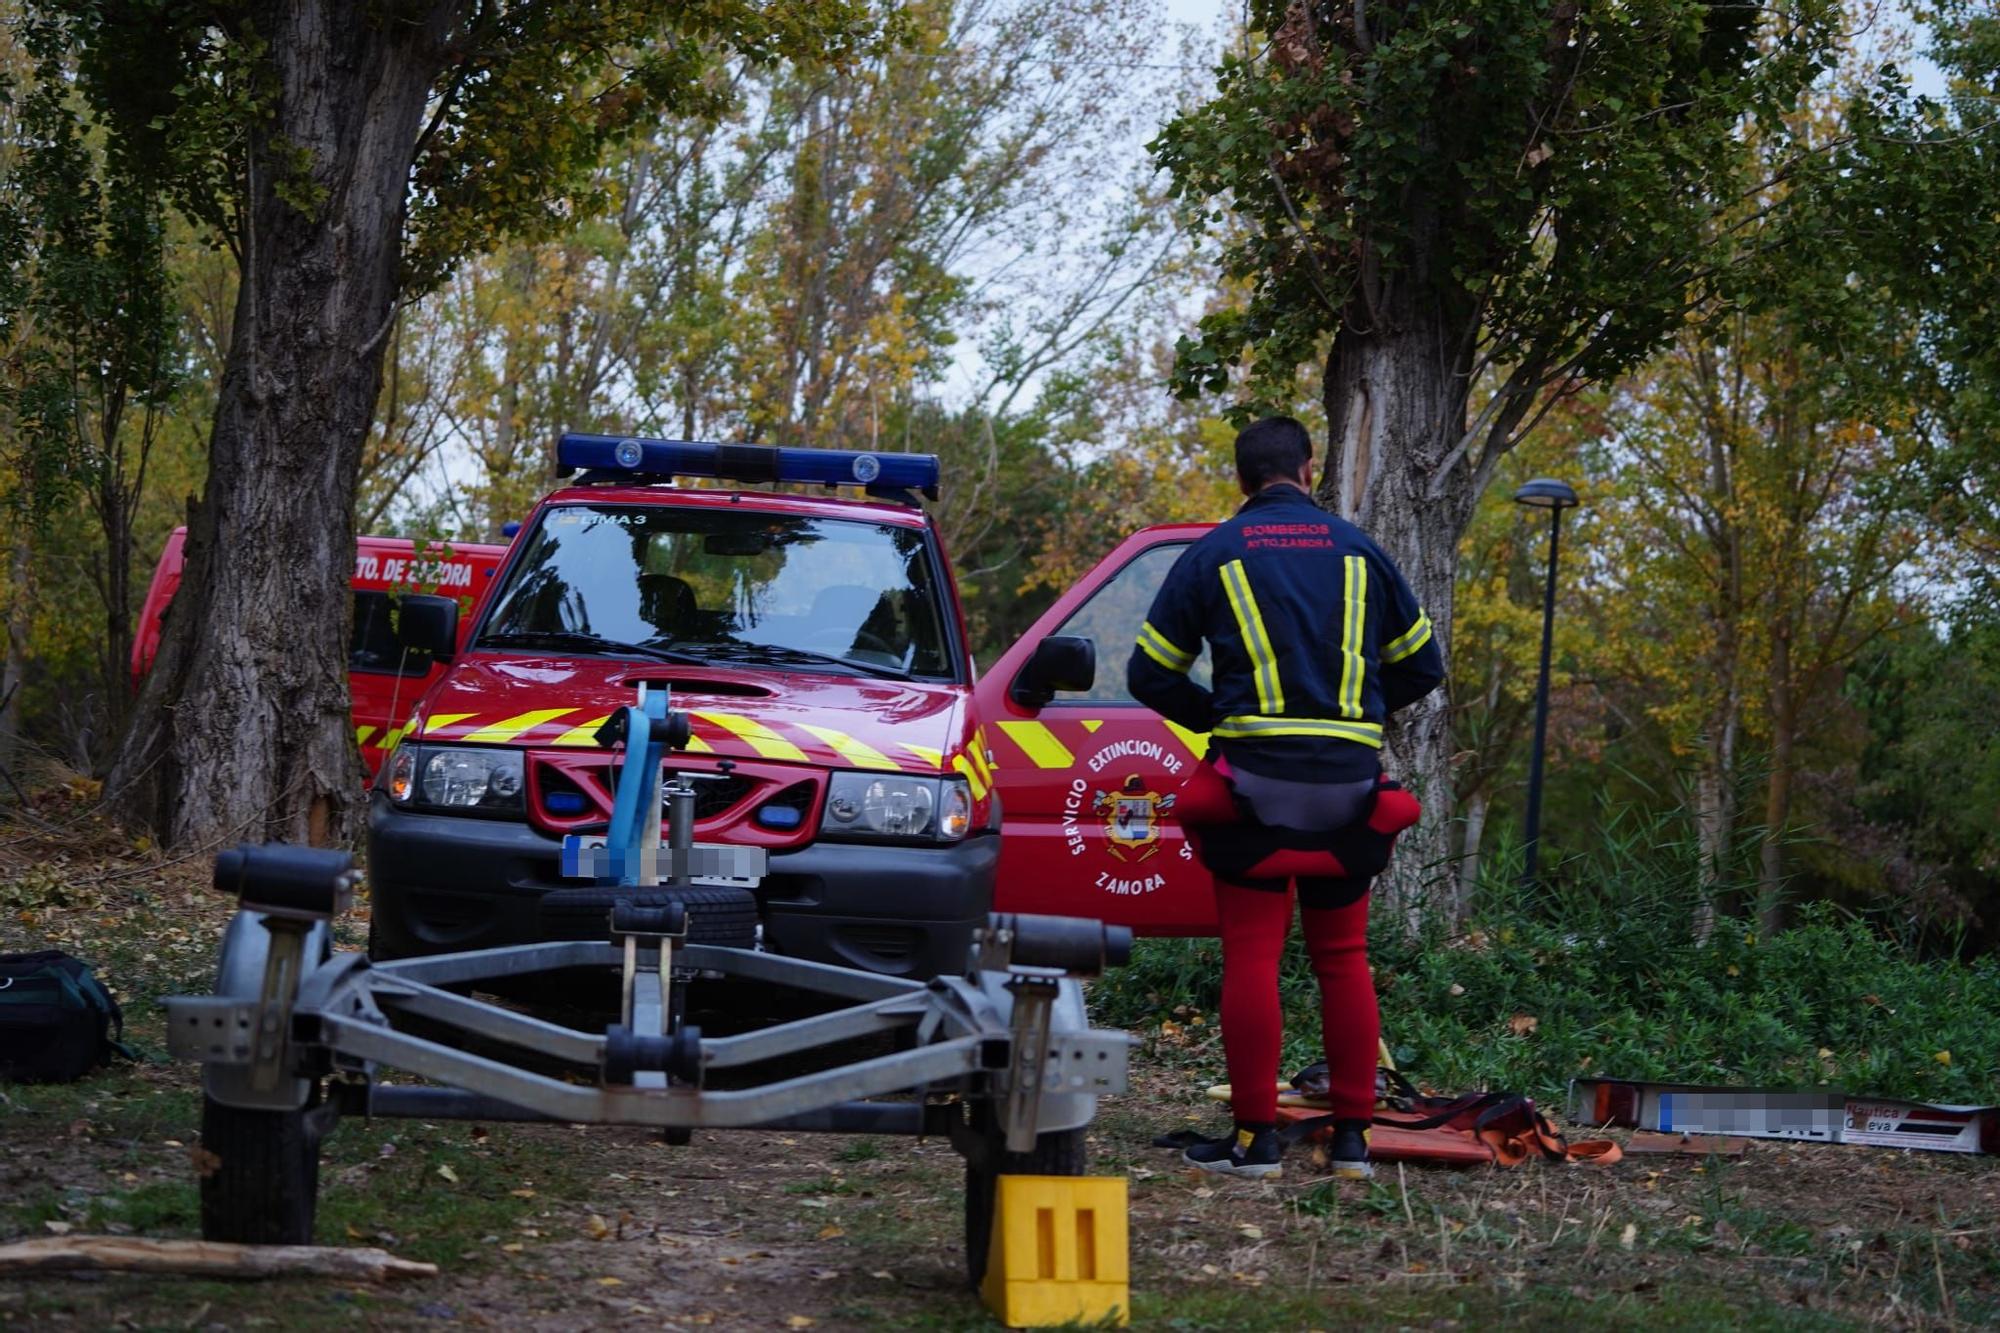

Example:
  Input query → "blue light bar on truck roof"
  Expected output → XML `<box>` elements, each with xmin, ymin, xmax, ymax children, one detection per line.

<box><xmin>555</xmin><ymin>434</ymin><xmax>940</xmax><ymax>501</ymax></box>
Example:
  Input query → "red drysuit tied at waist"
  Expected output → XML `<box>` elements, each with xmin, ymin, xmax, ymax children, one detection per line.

<box><xmin>1175</xmin><ymin>759</ymin><xmax>1423</xmax><ymax>887</ymax></box>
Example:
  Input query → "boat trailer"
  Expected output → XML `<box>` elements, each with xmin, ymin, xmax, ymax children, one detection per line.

<box><xmin>165</xmin><ymin>686</ymin><xmax>1132</xmax><ymax>1282</ymax></box>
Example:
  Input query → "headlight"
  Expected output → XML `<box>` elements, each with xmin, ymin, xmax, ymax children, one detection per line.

<box><xmin>390</xmin><ymin>745</ymin><xmax>525</xmax><ymax>814</ymax></box>
<box><xmin>820</xmin><ymin>772</ymin><xmax>972</xmax><ymax>842</ymax></box>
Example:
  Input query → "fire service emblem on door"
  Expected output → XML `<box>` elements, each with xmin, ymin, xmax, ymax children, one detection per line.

<box><xmin>1093</xmin><ymin>775</ymin><xmax>1176</xmax><ymax>863</ymax></box>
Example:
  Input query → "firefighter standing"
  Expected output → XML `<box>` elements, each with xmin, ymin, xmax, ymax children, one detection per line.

<box><xmin>1128</xmin><ymin>416</ymin><xmax>1445</xmax><ymax>1179</ymax></box>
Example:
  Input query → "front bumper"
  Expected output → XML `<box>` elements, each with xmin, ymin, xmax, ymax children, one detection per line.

<box><xmin>366</xmin><ymin>794</ymin><xmax>996</xmax><ymax>978</ymax></box>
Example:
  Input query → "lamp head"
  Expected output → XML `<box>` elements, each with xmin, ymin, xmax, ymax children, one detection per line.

<box><xmin>1513</xmin><ymin>477</ymin><xmax>1579</xmax><ymax>510</ymax></box>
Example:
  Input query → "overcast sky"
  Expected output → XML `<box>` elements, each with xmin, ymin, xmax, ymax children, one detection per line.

<box><xmin>1155</xmin><ymin>0</ymin><xmax>1949</xmax><ymax>96</ymax></box>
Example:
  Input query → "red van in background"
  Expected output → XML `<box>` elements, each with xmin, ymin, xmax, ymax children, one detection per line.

<box><xmin>132</xmin><ymin>527</ymin><xmax>511</xmax><ymax>776</ymax></box>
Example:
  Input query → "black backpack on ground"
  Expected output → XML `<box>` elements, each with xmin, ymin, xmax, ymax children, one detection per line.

<box><xmin>0</xmin><ymin>950</ymin><xmax>134</xmax><ymax>1083</ymax></box>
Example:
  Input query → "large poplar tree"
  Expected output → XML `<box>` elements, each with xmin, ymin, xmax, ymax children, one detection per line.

<box><xmin>55</xmin><ymin>1</ymin><xmax>873</xmax><ymax>847</ymax></box>
<box><xmin>1152</xmin><ymin>0</ymin><xmax>1842</xmax><ymax>911</ymax></box>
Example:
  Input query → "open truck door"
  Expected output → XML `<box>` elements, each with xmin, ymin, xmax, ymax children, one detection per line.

<box><xmin>979</xmin><ymin>524</ymin><xmax>1220</xmax><ymax>935</ymax></box>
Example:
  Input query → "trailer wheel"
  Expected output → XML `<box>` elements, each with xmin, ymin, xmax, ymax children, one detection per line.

<box><xmin>198</xmin><ymin>1093</ymin><xmax>324</xmax><ymax>1245</ymax></box>
<box><xmin>962</xmin><ymin>1102</ymin><xmax>1087</xmax><ymax>1288</ymax></box>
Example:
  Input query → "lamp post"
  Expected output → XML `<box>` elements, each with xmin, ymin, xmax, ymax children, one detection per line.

<box><xmin>1514</xmin><ymin>477</ymin><xmax>1580</xmax><ymax>884</ymax></box>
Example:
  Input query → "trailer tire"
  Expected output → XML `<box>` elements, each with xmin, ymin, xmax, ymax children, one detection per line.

<box><xmin>962</xmin><ymin>1103</ymin><xmax>1087</xmax><ymax>1288</ymax></box>
<box><xmin>538</xmin><ymin>884</ymin><xmax>758</xmax><ymax>949</ymax></box>
<box><xmin>198</xmin><ymin>1094</ymin><xmax>323</xmax><ymax>1245</ymax></box>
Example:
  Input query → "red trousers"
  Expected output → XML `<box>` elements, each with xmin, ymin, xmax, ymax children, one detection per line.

<box><xmin>1215</xmin><ymin>877</ymin><xmax>1378</xmax><ymax>1124</ymax></box>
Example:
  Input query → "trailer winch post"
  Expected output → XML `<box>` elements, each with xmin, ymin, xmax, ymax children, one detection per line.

<box><xmin>974</xmin><ymin>913</ymin><xmax>1133</xmax><ymax>1153</ymax></box>
<box><xmin>209</xmin><ymin>845</ymin><xmax>359</xmax><ymax>1093</ymax></box>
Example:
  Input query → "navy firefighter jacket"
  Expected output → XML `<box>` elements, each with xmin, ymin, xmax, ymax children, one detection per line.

<box><xmin>1127</xmin><ymin>483</ymin><xmax>1447</xmax><ymax>783</ymax></box>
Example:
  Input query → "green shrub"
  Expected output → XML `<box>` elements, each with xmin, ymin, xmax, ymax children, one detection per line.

<box><xmin>1090</xmin><ymin>810</ymin><xmax>2000</xmax><ymax>1105</ymax></box>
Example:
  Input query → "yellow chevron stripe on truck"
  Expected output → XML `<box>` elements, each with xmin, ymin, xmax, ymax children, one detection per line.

<box><xmin>693</xmin><ymin>710</ymin><xmax>808</xmax><ymax>762</ymax></box>
<box><xmin>1162</xmin><ymin>719</ymin><xmax>1209</xmax><ymax>760</ymax></box>
<box><xmin>951</xmin><ymin>752</ymin><xmax>990</xmax><ymax>799</ymax></box>
<box><xmin>423</xmin><ymin>713</ymin><xmax>476</xmax><ymax>735</ymax></box>
<box><xmin>549</xmin><ymin>714</ymin><xmax>612</xmax><ymax>747</ymax></box>
<box><xmin>797</xmin><ymin>723</ymin><xmax>900</xmax><ymax>771</ymax></box>
<box><xmin>459</xmin><ymin>708</ymin><xmax>575</xmax><ymax>744</ymax></box>
<box><xmin>996</xmin><ymin>720</ymin><xmax>1075</xmax><ymax>770</ymax></box>
<box><xmin>901</xmin><ymin>744</ymin><xmax>945</xmax><ymax>772</ymax></box>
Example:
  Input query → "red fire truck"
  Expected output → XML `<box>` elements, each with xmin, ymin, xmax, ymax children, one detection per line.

<box><xmin>132</xmin><ymin>528</ymin><xmax>511</xmax><ymax>777</ymax></box>
<box><xmin>137</xmin><ymin>441</ymin><xmax>1229</xmax><ymax>976</ymax></box>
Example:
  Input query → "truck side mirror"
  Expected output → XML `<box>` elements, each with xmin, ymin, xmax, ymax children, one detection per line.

<box><xmin>397</xmin><ymin>594</ymin><xmax>459</xmax><ymax>662</ymax></box>
<box><xmin>1010</xmin><ymin>635</ymin><xmax>1095</xmax><ymax>711</ymax></box>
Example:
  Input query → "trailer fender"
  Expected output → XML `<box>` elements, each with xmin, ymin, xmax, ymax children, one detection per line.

<box><xmin>202</xmin><ymin>909</ymin><xmax>333</xmax><ymax>1112</ymax></box>
<box><xmin>972</xmin><ymin>971</ymin><xmax>1103</xmax><ymax>1137</ymax></box>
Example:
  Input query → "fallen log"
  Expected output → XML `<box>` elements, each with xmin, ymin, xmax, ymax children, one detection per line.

<box><xmin>0</xmin><ymin>1236</ymin><xmax>437</xmax><ymax>1282</ymax></box>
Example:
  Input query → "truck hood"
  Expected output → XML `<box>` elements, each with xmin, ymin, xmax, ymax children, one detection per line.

<box><xmin>410</xmin><ymin>653</ymin><xmax>968</xmax><ymax>775</ymax></box>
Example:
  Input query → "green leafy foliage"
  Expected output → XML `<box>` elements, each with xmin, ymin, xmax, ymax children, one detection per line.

<box><xmin>1151</xmin><ymin>0</ymin><xmax>1842</xmax><ymax>414</ymax></box>
<box><xmin>1093</xmin><ymin>812</ymin><xmax>2000</xmax><ymax>1104</ymax></box>
<box><xmin>1775</xmin><ymin>2</ymin><xmax>2000</xmax><ymax>579</ymax></box>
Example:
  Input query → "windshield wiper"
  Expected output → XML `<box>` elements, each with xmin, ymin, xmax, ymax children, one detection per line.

<box><xmin>478</xmin><ymin>630</ymin><xmax>707</xmax><ymax>665</ymax></box>
<box><xmin>681</xmin><ymin>640</ymin><xmax>916</xmax><ymax>682</ymax></box>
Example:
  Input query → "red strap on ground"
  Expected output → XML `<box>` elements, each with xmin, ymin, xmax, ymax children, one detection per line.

<box><xmin>1271</xmin><ymin>1102</ymin><xmax>1623</xmax><ymax>1168</ymax></box>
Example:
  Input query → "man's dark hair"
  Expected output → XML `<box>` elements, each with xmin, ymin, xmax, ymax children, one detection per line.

<box><xmin>1234</xmin><ymin>416</ymin><xmax>1314</xmax><ymax>490</ymax></box>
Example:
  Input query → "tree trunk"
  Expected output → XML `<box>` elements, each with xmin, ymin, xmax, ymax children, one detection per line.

<box><xmin>1691</xmin><ymin>340</ymin><xmax>1742</xmax><ymax>943</ymax></box>
<box><xmin>1456</xmin><ymin>787</ymin><xmax>1489</xmax><ymax>911</ymax></box>
<box><xmin>99</xmin><ymin>475</ymin><xmax>134</xmax><ymax>752</ymax></box>
<box><xmin>1692</xmin><ymin>572</ymin><xmax>1740</xmax><ymax>941</ymax></box>
<box><xmin>106</xmin><ymin>3</ymin><xmax>459</xmax><ymax>847</ymax></box>
<box><xmin>0</xmin><ymin>534</ymin><xmax>30</xmax><ymax>780</ymax></box>
<box><xmin>1758</xmin><ymin>624</ymin><xmax>1795</xmax><ymax>932</ymax></box>
<box><xmin>1317</xmin><ymin>267</ymin><xmax>1478</xmax><ymax>932</ymax></box>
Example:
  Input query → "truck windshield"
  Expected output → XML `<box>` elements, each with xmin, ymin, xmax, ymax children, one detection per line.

<box><xmin>478</xmin><ymin>504</ymin><xmax>957</xmax><ymax>680</ymax></box>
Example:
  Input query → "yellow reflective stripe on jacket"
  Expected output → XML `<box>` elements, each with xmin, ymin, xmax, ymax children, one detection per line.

<box><xmin>1382</xmin><ymin>610</ymin><xmax>1433</xmax><ymax>664</ymax></box>
<box><xmin>1219</xmin><ymin>559</ymin><xmax>1284</xmax><ymax>713</ymax></box>
<box><xmin>1212</xmin><ymin>714</ymin><xmax>1384</xmax><ymax>748</ymax></box>
<box><xmin>1136</xmin><ymin>620</ymin><xmax>1195</xmax><ymax>674</ymax></box>
<box><xmin>1339</xmin><ymin>555</ymin><xmax>1368</xmax><ymax>719</ymax></box>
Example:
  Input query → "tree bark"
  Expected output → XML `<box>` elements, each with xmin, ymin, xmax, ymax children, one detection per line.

<box><xmin>1316</xmin><ymin>245</ymin><xmax>1479</xmax><ymax>931</ymax></box>
<box><xmin>1455</xmin><ymin>787</ymin><xmax>1489</xmax><ymax>910</ymax></box>
<box><xmin>98</xmin><ymin>466</ymin><xmax>134</xmax><ymax>750</ymax></box>
<box><xmin>1759</xmin><ymin>622</ymin><xmax>1795</xmax><ymax>931</ymax></box>
<box><xmin>0</xmin><ymin>534</ymin><xmax>30</xmax><ymax>779</ymax></box>
<box><xmin>1692</xmin><ymin>344</ymin><xmax>1743</xmax><ymax>942</ymax></box>
<box><xmin>106</xmin><ymin>3</ymin><xmax>461</xmax><ymax>847</ymax></box>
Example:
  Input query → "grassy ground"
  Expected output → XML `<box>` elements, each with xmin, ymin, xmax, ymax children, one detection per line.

<box><xmin>3</xmin><ymin>800</ymin><xmax>1998</xmax><ymax>1329</ymax></box>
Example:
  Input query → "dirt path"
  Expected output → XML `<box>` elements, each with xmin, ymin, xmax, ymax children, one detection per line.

<box><xmin>4</xmin><ymin>833</ymin><xmax>1998</xmax><ymax>1330</ymax></box>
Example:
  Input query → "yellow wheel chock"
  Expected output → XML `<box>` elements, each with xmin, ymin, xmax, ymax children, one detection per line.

<box><xmin>979</xmin><ymin>1174</ymin><xmax>1130</xmax><ymax>1328</ymax></box>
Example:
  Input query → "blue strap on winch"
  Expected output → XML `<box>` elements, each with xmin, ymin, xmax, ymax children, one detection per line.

<box><xmin>559</xmin><ymin>690</ymin><xmax>672</xmax><ymax>888</ymax></box>
<box><xmin>604</xmin><ymin>692</ymin><xmax>670</xmax><ymax>885</ymax></box>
